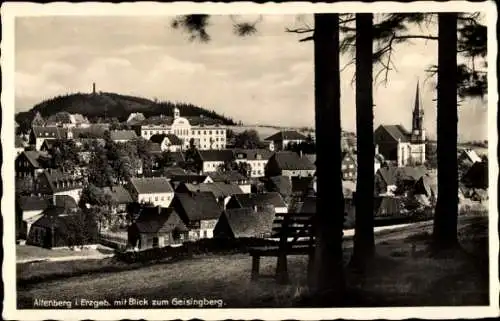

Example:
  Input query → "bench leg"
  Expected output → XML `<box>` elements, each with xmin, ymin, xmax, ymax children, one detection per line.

<box><xmin>251</xmin><ymin>256</ymin><xmax>260</xmax><ymax>281</ymax></box>
<box><xmin>276</xmin><ymin>254</ymin><xmax>289</xmax><ymax>284</ymax></box>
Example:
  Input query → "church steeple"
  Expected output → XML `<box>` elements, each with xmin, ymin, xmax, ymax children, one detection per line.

<box><xmin>411</xmin><ymin>80</ymin><xmax>425</xmax><ymax>143</ymax></box>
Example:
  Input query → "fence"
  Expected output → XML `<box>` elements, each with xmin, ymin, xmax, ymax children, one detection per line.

<box><xmin>99</xmin><ymin>232</ymin><xmax>128</xmax><ymax>250</ymax></box>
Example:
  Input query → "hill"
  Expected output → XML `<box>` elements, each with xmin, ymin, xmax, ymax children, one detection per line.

<box><xmin>15</xmin><ymin>92</ymin><xmax>237</xmax><ymax>128</ymax></box>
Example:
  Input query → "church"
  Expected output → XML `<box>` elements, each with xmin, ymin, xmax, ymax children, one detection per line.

<box><xmin>374</xmin><ymin>82</ymin><xmax>426</xmax><ymax>167</ymax></box>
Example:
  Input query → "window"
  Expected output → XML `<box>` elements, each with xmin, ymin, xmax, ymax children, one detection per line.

<box><xmin>209</xmin><ymin>130</ymin><xmax>212</xmax><ymax>135</ymax></box>
<box><xmin>204</xmin><ymin>130</ymin><xmax>206</xmax><ymax>135</ymax></box>
<box><xmin>152</xmin><ymin>237</ymin><xmax>159</xmax><ymax>248</ymax></box>
<box><xmin>203</xmin><ymin>230</ymin><xmax>208</xmax><ymax>238</ymax></box>
<box><xmin>342</xmin><ymin>165</ymin><xmax>347</xmax><ymax>170</ymax></box>
<box><xmin>349</xmin><ymin>164</ymin><xmax>354</xmax><ymax>169</ymax></box>
<box><xmin>160</xmin><ymin>196</ymin><xmax>164</xmax><ymax>201</ymax></box>
<box><xmin>155</xmin><ymin>196</ymin><xmax>158</xmax><ymax>201</ymax></box>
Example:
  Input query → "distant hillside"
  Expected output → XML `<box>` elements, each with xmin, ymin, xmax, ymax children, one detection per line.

<box><xmin>15</xmin><ymin>92</ymin><xmax>237</xmax><ymax>128</ymax></box>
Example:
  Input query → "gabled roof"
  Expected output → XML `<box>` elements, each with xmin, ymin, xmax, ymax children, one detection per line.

<box><xmin>265</xmin><ymin>130</ymin><xmax>307</xmax><ymax>142</ymax></box>
<box><xmin>110</xmin><ymin>130</ymin><xmax>137</xmax><ymax>141</ymax></box>
<box><xmin>41</xmin><ymin>169</ymin><xmax>84</xmax><ymax>193</ymax></box>
<box><xmin>150</xmin><ymin>134</ymin><xmax>183</xmax><ymax>146</ymax></box>
<box><xmin>304</xmin><ymin>154</ymin><xmax>316</xmax><ymax>165</ymax></box>
<box><xmin>174</xmin><ymin>192</ymin><xmax>222</xmax><ymax>221</ymax></box>
<box><xmin>127</xmin><ymin>112</ymin><xmax>146</xmax><ymax>123</ymax></box>
<box><xmin>459</xmin><ymin>149</ymin><xmax>482</xmax><ymax>164</ymax></box>
<box><xmin>103</xmin><ymin>185</ymin><xmax>133</xmax><ymax>204</ymax></box>
<box><xmin>54</xmin><ymin>195</ymin><xmax>78</xmax><ymax>209</ymax></box>
<box><xmin>198</xmin><ymin>150</ymin><xmax>235</xmax><ymax>162</ymax></box>
<box><xmin>462</xmin><ymin>161</ymin><xmax>488</xmax><ymax>189</ymax></box>
<box><xmin>377</xmin><ymin>125</ymin><xmax>411</xmax><ymax>143</ymax></box>
<box><xmin>16</xmin><ymin>195</ymin><xmax>52</xmax><ymax>211</ymax></box>
<box><xmin>291</xmin><ymin>176</ymin><xmax>315</xmax><ymax>194</ymax></box>
<box><xmin>271</xmin><ymin>151</ymin><xmax>316</xmax><ymax>171</ymax></box>
<box><xmin>178</xmin><ymin>182</ymin><xmax>243</xmax><ymax>199</ymax></box>
<box><xmin>208</xmin><ymin>171</ymin><xmax>247</xmax><ymax>183</ymax></box>
<box><xmin>268</xmin><ymin>175</ymin><xmax>293</xmax><ymax>197</ymax></box>
<box><xmin>414</xmin><ymin>174</ymin><xmax>437</xmax><ymax>198</ymax></box>
<box><xmin>130</xmin><ymin>177</ymin><xmax>174</xmax><ymax>194</ymax></box>
<box><xmin>220</xmin><ymin>206</ymin><xmax>276</xmax><ymax>238</ymax></box>
<box><xmin>31</xmin><ymin>126</ymin><xmax>68</xmax><ymax>139</ymax></box>
<box><xmin>231</xmin><ymin>192</ymin><xmax>287</xmax><ymax>209</ymax></box>
<box><xmin>19</xmin><ymin>151</ymin><xmax>50</xmax><ymax>168</ymax></box>
<box><xmin>160</xmin><ymin>166</ymin><xmax>188</xmax><ymax>178</ymax></box>
<box><xmin>169</xmin><ymin>174</ymin><xmax>210</xmax><ymax>184</ymax></box>
<box><xmin>377</xmin><ymin>165</ymin><xmax>426</xmax><ymax>186</ymax></box>
<box><xmin>134</xmin><ymin>206</ymin><xmax>188</xmax><ymax>233</ymax></box>
<box><xmin>232</xmin><ymin>149</ymin><xmax>275</xmax><ymax>161</ymax></box>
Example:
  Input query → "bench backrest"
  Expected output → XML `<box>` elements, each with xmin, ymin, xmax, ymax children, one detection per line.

<box><xmin>271</xmin><ymin>213</ymin><xmax>315</xmax><ymax>251</ymax></box>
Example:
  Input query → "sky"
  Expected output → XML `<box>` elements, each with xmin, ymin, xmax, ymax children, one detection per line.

<box><xmin>15</xmin><ymin>14</ymin><xmax>488</xmax><ymax>141</ymax></box>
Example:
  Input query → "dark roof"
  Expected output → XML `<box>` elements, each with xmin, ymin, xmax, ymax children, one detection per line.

<box><xmin>272</xmin><ymin>151</ymin><xmax>316</xmax><ymax>171</ymax></box>
<box><xmin>41</xmin><ymin>169</ymin><xmax>84</xmax><ymax>193</ymax></box>
<box><xmin>16</xmin><ymin>195</ymin><xmax>52</xmax><ymax>211</ymax></box>
<box><xmin>208</xmin><ymin>171</ymin><xmax>247</xmax><ymax>183</ymax></box>
<box><xmin>231</xmin><ymin>192</ymin><xmax>287</xmax><ymax>209</ymax></box>
<box><xmin>169</xmin><ymin>174</ymin><xmax>210</xmax><ymax>184</ymax></box>
<box><xmin>142</xmin><ymin>115</ymin><xmax>223</xmax><ymax>126</ymax></box>
<box><xmin>31</xmin><ymin>126</ymin><xmax>68</xmax><ymax>139</ymax></box>
<box><xmin>174</xmin><ymin>192</ymin><xmax>222</xmax><ymax>221</ymax></box>
<box><xmin>232</xmin><ymin>149</ymin><xmax>275</xmax><ymax>161</ymax></box>
<box><xmin>134</xmin><ymin>207</ymin><xmax>188</xmax><ymax>233</ymax></box>
<box><xmin>377</xmin><ymin>165</ymin><xmax>426</xmax><ymax>186</ymax></box>
<box><xmin>160</xmin><ymin>166</ymin><xmax>188</xmax><ymax>178</ymax></box>
<box><xmin>130</xmin><ymin>177</ymin><xmax>174</xmax><ymax>194</ymax></box>
<box><xmin>20</xmin><ymin>151</ymin><xmax>50</xmax><ymax>168</ymax></box>
<box><xmin>178</xmin><ymin>182</ymin><xmax>243</xmax><ymax>199</ymax></box>
<box><xmin>268</xmin><ymin>176</ymin><xmax>292</xmax><ymax>197</ymax></box>
<box><xmin>198</xmin><ymin>150</ymin><xmax>235</xmax><ymax>162</ymax></box>
<box><xmin>304</xmin><ymin>154</ymin><xmax>316</xmax><ymax>165</ymax></box>
<box><xmin>414</xmin><ymin>174</ymin><xmax>437</xmax><ymax>197</ymax></box>
<box><xmin>265</xmin><ymin>130</ymin><xmax>307</xmax><ymax>142</ymax></box>
<box><xmin>71</xmin><ymin>125</ymin><xmax>109</xmax><ymax>138</ymax></box>
<box><xmin>149</xmin><ymin>134</ymin><xmax>182</xmax><ymax>145</ymax></box>
<box><xmin>377</xmin><ymin>125</ymin><xmax>411</xmax><ymax>143</ymax></box>
<box><xmin>103</xmin><ymin>185</ymin><xmax>134</xmax><ymax>204</ymax></box>
<box><xmin>462</xmin><ymin>161</ymin><xmax>488</xmax><ymax>189</ymax></box>
<box><xmin>110</xmin><ymin>130</ymin><xmax>137</xmax><ymax>141</ymax></box>
<box><xmin>221</xmin><ymin>206</ymin><xmax>276</xmax><ymax>238</ymax></box>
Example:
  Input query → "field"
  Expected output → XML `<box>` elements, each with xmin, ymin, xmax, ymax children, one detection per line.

<box><xmin>17</xmin><ymin>214</ymin><xmax>489</xmax><ymax>308</ymax></box>
<box><xmin>227</xmin><ymin>125</ymin><xmax>313</xmax><ymax>141</ymax></box>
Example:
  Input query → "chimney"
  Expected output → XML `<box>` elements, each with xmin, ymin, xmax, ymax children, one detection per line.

<box><xmin>92</xmin><ymin>82</ymin><xmax>96</xmax><ymax>94</ymax></box>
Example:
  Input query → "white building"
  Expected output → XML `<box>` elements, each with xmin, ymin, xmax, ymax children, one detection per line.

<box><xmin>233</xmin><ymin>149</ymin><xmax>275</xmax><ymax>178</ymax></box>
<box><xmin>129</xmin><ymin>177</ymin><xmax>175</xmax><ymax>207</ymax></box>
<box><xmin>140</xmin><ymin>108</ymin><xmax>227</xmax><ymax>150</ymax></box>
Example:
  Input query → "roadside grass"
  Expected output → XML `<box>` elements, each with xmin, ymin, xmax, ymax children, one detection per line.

<box><xmin>16</xmin><ymin>244</ymin><xmax>114</xmax><ymax>262</ymax></box>
<box><xmin>17</xmin><ymin>215</ymin><xmax>489</xmax><ymax>308</ymax></box>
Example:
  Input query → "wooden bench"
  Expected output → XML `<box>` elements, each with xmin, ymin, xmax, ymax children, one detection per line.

<box><xmin>248</xmin><ymin>213</ymin><xmax>316</xmax><ymax>284</ymax></box>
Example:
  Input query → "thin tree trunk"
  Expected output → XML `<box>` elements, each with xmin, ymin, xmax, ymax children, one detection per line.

<box><xmin>310</xmin><ymin>13</ymin><xmax>346</xmax><ymax>306</ymax></box>
<box><xmin>433</xmin><ymin>13</ymin><xmax>459</xmax><ymax>251</ymax></box>
<box><xmin>351</xmin><ymin>13</ymin><xmax>375</xmax><ymax>268</ymax></box>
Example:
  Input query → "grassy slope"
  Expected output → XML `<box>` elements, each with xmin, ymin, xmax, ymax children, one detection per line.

<box><xmin>17</xmin><ymin>215</ymin><xmax>489</xmax><ymax>308</ymax></box>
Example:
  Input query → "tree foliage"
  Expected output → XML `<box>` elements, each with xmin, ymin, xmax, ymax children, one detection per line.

<box><xmin>233</xmin><ymin>129</ymin><xmax>262</xmax><ymax>149</ymax></box>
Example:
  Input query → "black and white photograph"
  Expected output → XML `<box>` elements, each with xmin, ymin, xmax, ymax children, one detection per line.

<box><xmin>1</xmin><ymin>1</ymin><xmax>498</xmax><ymax>320</ymax></box>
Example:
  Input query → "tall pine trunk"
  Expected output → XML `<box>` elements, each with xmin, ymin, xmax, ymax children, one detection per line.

<box><xmin>433</xmin><ymin>13</ymin><xmax>459</xmax><ymax>250</ymax></box>
<box><xmin>310</xmin><ymin>13</ymin><xmax>346</xmax><ymax>305</ymax></box>
<box><xmin>351</xmin><ymin>13</ymin><xmax>375</xmax><ymax>267</ymax></box>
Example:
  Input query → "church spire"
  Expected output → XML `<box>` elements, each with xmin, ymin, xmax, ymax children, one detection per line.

<box><xmin>411</xmin><ymin>80</ymin><xmax>425</xmax><ymax>143</ymax></box>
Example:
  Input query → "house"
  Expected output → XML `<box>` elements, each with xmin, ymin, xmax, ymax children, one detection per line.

<box><xmin>127</xmin><ymin>112</ymin><xmax>146</xmax><ymax>124</ymax></box>
<box><xmin>103</xmin><ymin>185</ymin><xmax>134</xmax><ymax>214</ymax></box>
<box><xmin>127</xmin><ymin>206</ymin><xmax>189</xmax><ymax>250</ymax></box>
<box><xmin>213</xmin><ymin>205</ymin><xmax>276</xmax><ymax>239</ymax></box>
<box><xmin>208</xmin><ymin>171</ymin><xmax>251</xmax><ymax>193</ymax></box>
<box><xmin>342</xmin><ymin>180</ymin><xmax>357</xmax><ymax>199</ymax></box>
<box><xmin>461</xmin><ymin>161</ymin><xmax>488</xmax><ymax>189</ymax></box>
<box><xmin>375</xmin><ymin>165</ymin><xmax>426</xmax><ymax>196</ymax></box>
<box><xmin>341</xmin><ymin>151</ymin><xmax>357</xmax><ymax>180</ymax></box>
<box><xmin>458</xmin><ymin>149</ymin><xmax>482</xmax><ymax>167</ymax></box>
<box><xmin>198</xmin><ymin>150</ymin><xmax>235</xmax><ymax>173</ymax></box>
<box><xmin>29</xmin><ymin>126</ymin><xmax>68</xmax><ymax>150</ymax></box>
<box><xmin>264</xmin><ymin>130</ymin><xmax>307</xmax><ymax>151</ymax></box>
<box><xmin>70</xmin><ymin>124</ymin><xmax>110</xmax><ymax>139</ymax></box>
<box><xmin>31</xmin><ymin>111</ymin><xmax>45</xmax><ymax>127</ymax></box>
<box><xmin>156</xmin><ymin>166</ymin><xmax>187</xmax><ymax>178</ymax></box>
<box><xmin>168</xmin><ymin>174</ymin><xmax>213</xmax><ymax>189</ymax></box>
<box><xmin>150</xmin><ymin>134</ymin><xmax>184</xmax><ymax>152</ymax></box>
<box><xmin>171</xmin><ymin>191</ymin><xmax>222</xmax><ymax>240</ymax></box>
<box><xmin>232</xmin><ymin>149</ymin><xmax>275</xmax><ymax>177</ymax></box>
<box><xmin>265</xmin><ymin>151</ymin><xmax>316</xmax><ymax>178</ymax></box>
<box><xmin>374</xmin><ymin>82</ymin><xmax>426</xmax><ymax>167</ymax></box>
<box><xmin>175</xmin><ymin>182</ymin><xmax>243</xmax><ymax>208</ymax></box>
<box><xmin>110</xmin><ymin>130</ymin><xmax>137</xmax><ymax>143</ymax></box>
<box><xmin>15</xmin><ymin>150</ymin><xmax>51</xmax><ymax>178</ymax></box>
<box><xmin>35</xmin><ymin>169</ymin><xmax>84</xmax><ymax>203</ymax></box>
<box><xmin>16</xmin><ymin>136</ymin><xmax>27</xmax><ymax>155</ymax></box>
<box><xmin>413</xmin><ymin>174</ymin><xmax>438</xmax><ymax>200</ymax></box>
<box><xmin>470</xmin><ymin>188</ymin><xmax>488</xmax><ymax>203</ymax></box>
<box><xmin>128</xmin><ymin>177</ymin><xmax>175</xmax><ymax>207</ymax></box>
<box><xmin>45</xmin><ymin>112</ymin><xmax>90</xmax><ymax>128</ymax></box>
<box><xmin>226</xmin><ymin>192</ymin><xmax>288</xmax><ymax>214</ymax></box>
<box><xmin>15</xmin><ymin>195</ymin><xmax>52</xmax><ymax>240</ymax></box>
<box><xmin>27</xmin><ymin>207</ymin><xmax>98</xmax><ymax>249</ymax></box>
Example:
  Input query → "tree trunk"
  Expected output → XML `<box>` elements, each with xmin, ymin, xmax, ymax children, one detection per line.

<box><xmin>433</xmin><ymin>13</ymin><xmax>459</xmax><ymax>251</ymax></box>
<box><xmin>351</xmin><ymin>13</ymin><xmax>375</xmax><ymax>268</ymax></box>
<box><xmin>310</xmin><ymin>13</ymin><xmax>346</xmax><ymax>306</ymax></box>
